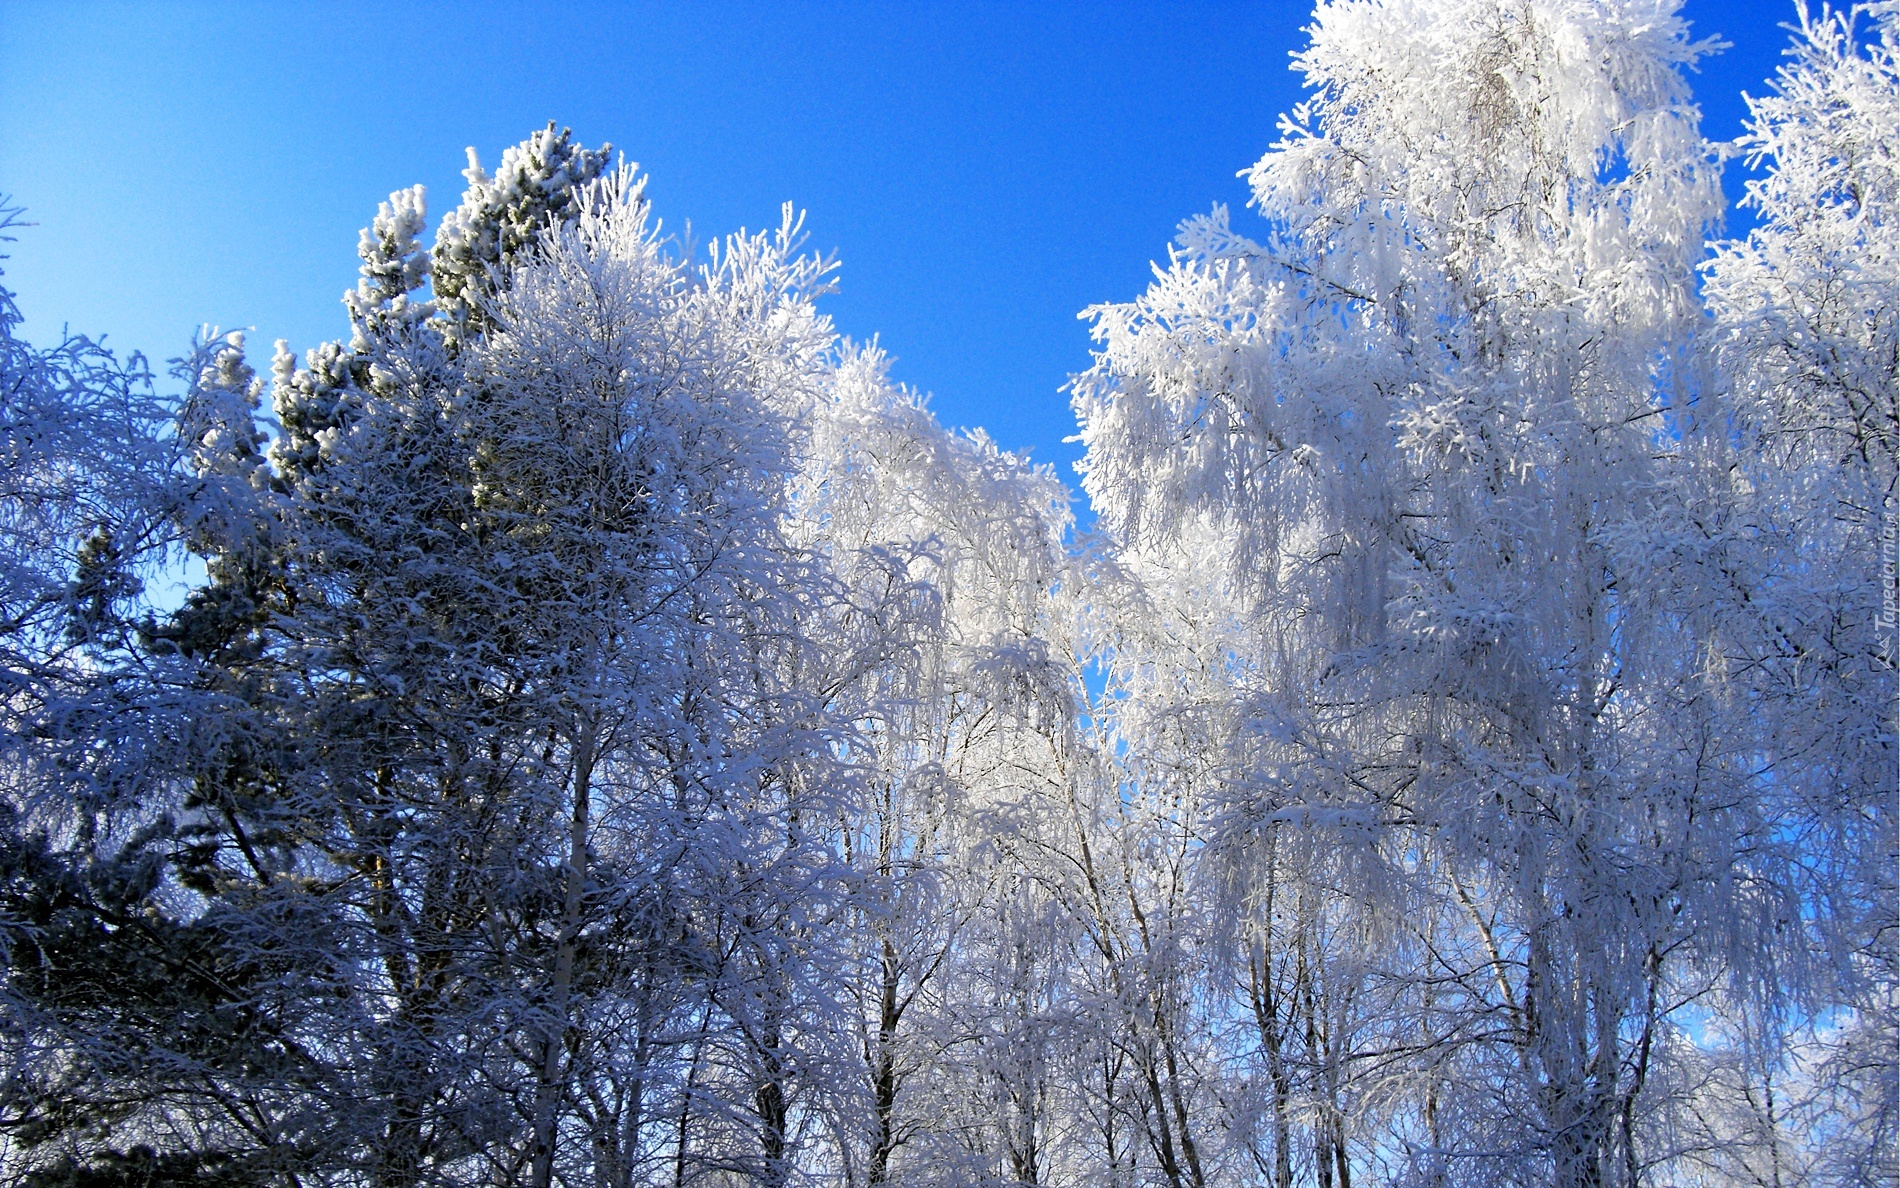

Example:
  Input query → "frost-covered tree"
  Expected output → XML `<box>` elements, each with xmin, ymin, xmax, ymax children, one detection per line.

<box><xmin>1069</xmin><ymin>1</ymin><xmax>1812</xmax><ymax>1184</ymax></box>
<box><xmin>5</xmin><ymin>6</ymin><xmax>1895</xmax><ymax>1181</ymax></box>
<box><xmin>1701</xmin><ymin>5</ymin><xmax>1898</xmax><ymax>1183</ymax></box>
<box><xmin>1</xmin><ymin>130</ymin><xmax>864</xmax><ymax>1187</ymax></box>
<box><xmin>3</xmin><ymin>122</ymin><xmax>1095</xmax><ymax>1188</ymax></box>
<box><xmin>786</xmin><ymin>347</ymin><xmax>1080</xmax><ymax>1186</ymax></box>
<box><xmin>0</xmin><ymin>206</ymin><xmax>281</xmax><ymax>1183</ymax></box>
<box><xmin>471</xmin><ymin>171</ymin><xmax>850</xmax><ymax>1188</ymax></box>
<box><xmin>259</xmin><ymin>160</ymin><xmax>852</xmax><ymax>1187</ymax></box>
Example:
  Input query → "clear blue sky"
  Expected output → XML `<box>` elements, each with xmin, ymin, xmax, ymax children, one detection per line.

<box><xmin>0</xmin><ymin>1</ymin><xmax>1799</xmax><ymax>486</ymax></box>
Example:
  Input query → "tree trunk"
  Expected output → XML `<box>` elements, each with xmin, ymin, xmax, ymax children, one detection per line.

<box><xmin>529</xmin><ymin>726</ymin><xmax>598</xmax><ymax>1188</ymax></box>
<box><xmin>868</xmin><ymin>936</ymin><xmax>902</xmax><ymax>1184</ymax></box>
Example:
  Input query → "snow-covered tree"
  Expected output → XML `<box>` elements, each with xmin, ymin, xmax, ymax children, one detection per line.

<box><xmin>1069</xmin><ymin>1</ymin><xmax>1817</xmax><ymax>1183</ymax></box>
<box><xmin>2</xmin><ymin>131</ymin><xmax>862</xmax><ymax>1186</ymax></box>
<box><xmin>1702</xmin><ymin>5</ymin><xmax>1898</xmax><ymax>1182</ymax></box>
<box><xmin>0</xmin><ymin>207</ymin><xmax>279</xmax><ymax>1183</ymax></box>
<box><xmin>786</xmin><ymin>347</ymin><xmax>1080</xmax><ymax>1185</ymax></box>
<box><xmin>4</xmin><ymin>5</ymin><xmax>1895</xmax><ymax>1179</ymax></box>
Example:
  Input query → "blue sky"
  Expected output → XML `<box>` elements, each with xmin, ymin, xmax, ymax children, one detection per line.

<box><xmin>1</xmin><ymin>0</ymin><xmax>1800</xmax><ymax>487</ymax></box>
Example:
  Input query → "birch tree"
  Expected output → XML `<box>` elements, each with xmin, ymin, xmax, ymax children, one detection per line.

<box><xmin>1070</xmin><ymin>1</ymin><xmax>1793</xmax><ymax>1183</ymax></box>
<box><xmin>1700</xmin><ymin>5</ymin><xmax>1898</xmax><ymax>1182</ymax></box>
<box><xmin>788</xmin><ymin>348</ymin><xmax>1079</xmax><ymax>1185</ymax></box>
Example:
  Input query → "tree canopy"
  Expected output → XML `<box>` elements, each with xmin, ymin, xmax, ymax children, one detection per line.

<box><xmin>0</xmin><ymin>3</ymin><xmax>1894</xmax><ymax>1185</ymax></box>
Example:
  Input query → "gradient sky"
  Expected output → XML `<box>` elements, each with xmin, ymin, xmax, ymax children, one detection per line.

<box><xmin>1</xmin><ymin>0</ymin><xmax>1800</xmax><ymax>488</ymax></box>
